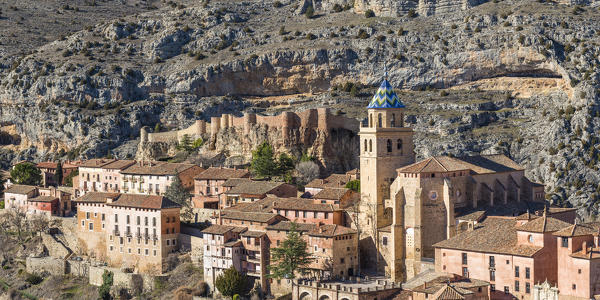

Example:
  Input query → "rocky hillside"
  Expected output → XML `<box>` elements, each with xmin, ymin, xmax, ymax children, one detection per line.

<box><xmin>1</xmin><ymin>0</ymin><xmax>600</xmax><ymax>217</ymax></box>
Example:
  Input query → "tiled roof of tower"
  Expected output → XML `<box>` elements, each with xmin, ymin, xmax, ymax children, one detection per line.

<box><xmin>553</xmin><ymin>222</ymin><xmax>600</xmax><ymax>237</ymax></box>
<box><xmin>73</xmin><ymin>192</ymin><xmax>120</xmax><ymax>203</ymax></box>
<box><xmin>397</xmin><ymin>154</ymin><xmax>524</xmax><ymax>174</ymax></box>
<box><xmin>107</xmin><ymin>194</ymin><xmax>181</xmax><ymax>209</ymax></box>
<box><xmin>433</xmin><ymin>217</ymin><xmax>543</xmax><ymax>257</ymax></box>
<box><xmin>194</xmin><ymin>167</ymin><xmax>250</xmax><ymax>180</ymax></box>
<box><xmin>517</xmin><ymin>215</ymin><xmax>570</xmax><ymax>233</ymax></box>
<box><xmin>367</xmin><ymin>79</ymin><xmax>405</xmax><ymax>109</ymax></box>
<box><xmin>5</xmin><ymin>184</ymin><xmax>37</xmax><ymax>195</ymax></box>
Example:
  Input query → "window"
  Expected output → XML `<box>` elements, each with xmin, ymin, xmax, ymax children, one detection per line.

<box><xmin>504</xmin><ymin>286</ymin><xmax>509</xmax><ymax>294</ymax></box>
<box><xmin>382</xmin><ymin>237</ymin><xmax>388</xmax><ymax>246</ymax></box>
<box><xmin>86</xmin><ymin>212</ymin><xmax>90</xmax><ymax>219</ymax></box>
<box><xmin>490</xmin><ymin>284</ymin><xmax>495</xmax><ymax>292</ymax></box>
<box><xmin>369</xmin><ymin>140</ymin><xmax>372</xmax><ymax>152</ymax></box>
<box><xmin>81</xmin><ymin>220</ymin><xmax>85</xmax><ymax>227</ymax></box>
<box><xmin>126</xmin><ymin>215</ymin><xmax>130</xmax><ymax>224</ymax></box>
<box><xmin>490</xmin><ymin>270</ymin><xmax>495</xmax><ymax>281</ymax></box>
<box><xmin>489</xmin><ymin>256</ymin><xmax>495</xmax><ymax>267</ymax></box>
<box><xmin>525</xmin><ymin>267</ymin><xmax>530</xmax><ymax>279</ymax></box>
<box><xmin>572</xmin><ymin>284</ymin><xmax>576</xmax><ymax>290</ymax></box>
<box><xmin>515</xmin><ymin>281</ymin><xmax>520</xmax><ymax>292</ymax></box>
<box><xmin>525</xmin><ymin>283</ymin><xmax>530</xmax><ymax>293</ymax></box>
<box><xmin>515</xmin><ymin>266</ymin><xmax>520</xmax><ymax>277</ymax></box>
<box><xmin>173</xmin><ymin>239</ymin><xmax>177</xmax><ymax>246</ymax></box>
<box><xmin>115</xmin><ymin>214</ymin><xmax>118</xmax><ymax>222</ymax></box>
<box><xmin>578</xmin><ymin>269</ymin><xmax>582</xmax><ymax>274</ymax></box>
<box><xmin>277</xmin><ymin>240</ymin><xmax>280</xmax><ymax>246</ymax></box>
<box><xmin>128</xmin><ymin>248</ymin><xmax>132</xmax><ymax>254</ymax></box>
<box><xmin>153</xmin><ymin>250</ymin><xmax>157</xmax><ymax>256</ymax></box>
<box><xmin>378</xmin><ymin>113</ymin><xmax>382</xmax><ymax>127</ymax></box>
<box><xmin>462</xmin><ymin>267</ymin><xmax>468</xmax><ymax>277</ymax></box>
<box><xmin>89</xmin><ymin>223</ymin><xmax>94</xmax><ymax>231</ymax></box>
<box><xmin>145</xmin><ymin>249</ymin><xmax>149</xmax><ymax>256</ymax></box>
<box><xmin>562</xmin><ymin>237</ymin><xmax>569</xmax><ymax>248</ymax></box>
<box><xmin>387</xmin><ymin>139</ymin><xmax>392</xmax><ymax>152</ymax></box>
<box><xmin>167</xmin><ymin>240</ymin><xmax>170</xmax><ymax>246</ymax></box>
<box><xmin>303</xmin><ymin>211</ymin><xmax>307</xmax><ymax>218</ymax></box>
<box><xmin>325</xmin><ymin>212</ymin><xmax>329</xmax><ymax>219</ymax></box>
<box><xmin>166</xmin><ymin>217</ymin><xmax>170</xmax><ymax>224</ymax></box>
<box><xmin>136</xmin><ymin>216</ymin><xmax>140</xmax><ymax>225</ymax></box>
<box><xmin>391</xmin><ymin>114</ymin><xmax>396</xmax><ymax>127</ymax></box>
<box><xmin>528</xmin><ymin>235</ymin><xmax>533</xmax><ymax>243</ymax></box>
<box><xmin>397</xmin><ymin>139</ymin><xmax>402</xmax><ymax>151</ymax></box>
<box><xmin>462</xmin><ymin>253</ymin><xmax>468</xmax><ymax>265</ymax></box>
<box><xmin>153</xmin><ymin>217</ymin><xmax>157</xmax><ymax>226</ymax></box>
<box><xmin>144</xmin><ymin>217</ymin><xmax>148</xmax><ymax>226</ymax></box>
<box><xmin>364</xmin><ymin>140</ymin><xmax>367</xmax><ymax>152</ymax></box>
<box><xmin>102</xmin><ymin>214</ymin><xmax>105</xmax><ymax>221</ymax></box>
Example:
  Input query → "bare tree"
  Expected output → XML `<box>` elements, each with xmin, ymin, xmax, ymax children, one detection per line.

<box><xmin>295</xmin><ymin>161</ymin><xmax>320</xmax><ymax>186</ymax></box>
<box><xmin>5</xmin><ymin>207</ymin><xmax>27</xmax><ymax>241</ymax></box>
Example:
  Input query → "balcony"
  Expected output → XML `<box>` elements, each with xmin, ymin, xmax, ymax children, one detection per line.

<box><xmin>143</xmin><ymin>233</ymin><xmax>150</xmax><ymax>240</ymax></box>
<box><xmin>247</xmin><ymin>256</ymin><xmax>261</xmax><ymax>263</ymax></box>
<box><xmin>123</xmin><ymin>178</ymin><xmax>129</xmax><ymax>182</ymax></box>
<box><xmin>135</xmin><ymin>232</ymin><xmax>141</xmax><ymax>239</ymax></box>
<box><xmin>125</xmin><ymin>230</ymin><xmax>132</xmax><ymax>237</ymax></box>
<box><xmin>152</xmin><ymin>234</ymin><xmax>159</xmax><ymax>240</ymax></box>
<box><xmin>139</xmin><ymin>178</ymin><xmax>145</xmax><ymax>183</ymax></box>
<box><xmin>132</xmin><ymin>178</ymin><xmax>138</xmax><ymax>183</ymax></box>
<box><xmin>113</xmin><ymin>230</ymin><xmax>120</xmax><ymax>236</ymax></box>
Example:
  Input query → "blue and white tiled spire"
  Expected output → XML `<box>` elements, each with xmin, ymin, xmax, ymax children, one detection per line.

<box><xmin>367</xmin><ymin>68</ymin><xmax>405</xmax><ymax>109</ymax></box>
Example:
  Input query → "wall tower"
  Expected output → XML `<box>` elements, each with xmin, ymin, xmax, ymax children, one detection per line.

<box><xmin>358</xmin><ymin>73</ymin><xmax>415</xmax><ymax>273</ymax></box>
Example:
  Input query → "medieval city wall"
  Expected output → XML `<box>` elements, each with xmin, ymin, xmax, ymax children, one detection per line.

<box><xmin>140</xmin><ymin>108</ymin><xmax>359</xmax><ymax>144</ymax></box>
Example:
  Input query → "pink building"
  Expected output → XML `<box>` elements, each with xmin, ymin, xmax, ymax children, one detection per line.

<box><xmin>222</xmin><ymin>180</ymin><xmax>297</xmax><ymax>208</ymax></box>
<box><xmin>304</xmin><ymin>170</ymin><xmax>359</xmax><ymax>197</ymax></box>
<box><xmin>4</xmin><ymin>184</ymin><xmax>72</xmax><ymax>216</ymax></box>
<box><xmin>272</xmin><ymin>198</ymin><xmax>344</xmax><ymax>225</ymax></box>
<box><xmin>120</xmin><ymin>161</ymin><xmax>204</xmax><ymax>195</ymax></box>
<box><xmin>77</xmin><ymin>159</ymin><xmax>118</xmax><ymax>196</ymax></box>
<box><xmin>434</xmin><ymin>214</ymin><xmax>572</xmax><ymax>300</ymax></box>
<box><xmin>312</xmin><ymin>187</ymin><xmax>358</xmax><ymax>208</ymax></box>
<box><xmin>192</xmin><ymin>167</ymin><xmax>250</xmax><ymax>209</ymax></box>
<box><xmin>37</xmin><ymin>161</ymin><xmax>78</xmax><ymax>187</ymax></box>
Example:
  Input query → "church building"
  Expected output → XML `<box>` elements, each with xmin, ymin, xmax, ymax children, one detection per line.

<box><xmin>357</xmin><ymin>75</ymin><xmax>546</xmax><ymax>282</ymax></box>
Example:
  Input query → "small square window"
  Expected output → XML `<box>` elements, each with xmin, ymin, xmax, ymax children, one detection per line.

<box><xmin>572</xmin><ymin>284</ymin><xmax>576</xmax><ymax>290</ymax></box>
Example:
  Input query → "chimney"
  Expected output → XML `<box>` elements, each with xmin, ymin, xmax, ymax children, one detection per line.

<box><xmin>106</xmin><ymin>196</ymin><xmax>114</xmax><ymax>204</ymax></box>
<box><xmin>423</xmin><ymin>282</ymin><xmax>427</xmax><ymax>289</ymax></box>
<box><xmin>583</xmin><ymin>241</ymin><xmax>588</xmax><ymax>254</ymax></box>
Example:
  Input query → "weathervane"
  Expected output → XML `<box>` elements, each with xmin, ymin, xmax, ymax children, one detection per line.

<box><xmin>383</xmin><ymin>64</ymin><xmax>388</xmax><ymax>80</ymax></box>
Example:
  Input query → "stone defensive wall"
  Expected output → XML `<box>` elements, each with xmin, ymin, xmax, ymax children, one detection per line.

<box><xmin>140</xmin><ymin>108</ymin><xmax>360</xmax><ymax>143</ymax></box>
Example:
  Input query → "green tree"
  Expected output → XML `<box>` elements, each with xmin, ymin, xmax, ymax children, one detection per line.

<box><xmin>251</xmin><ymin>142</ymin><xmax>278</xmax><ymax>178</ymax></box>
<box><xmin>98</xmin><ymin>270</ymin><xmax>113</xmax><ymax>300</ymax></box>
<box><xmin>269</xmin><ymin>223</ymin><xmax>313</xmax><ymax>279</ymax></box>
<box><xmin>300</xmin><ymin>152</ymin><xmax>315</xmax><ymax>162</ymax></box>
<box><xmin>345</xmin><ymin>179</ymin><xmax>360</xmax><ymax>192</ymax></box>
<box><xmin>53</xmin><ymin>161</ymin><xmax>63</xmax><ymax>186</ymax></box>
<box><xmin>154</xmin><ymin>122</ymin><xmax>162</xmax><ymax>133</ymax></box>
<box><xmin>176</xmin><ymin>134</ymin><xmax>194</xmax><ymax>153</ymax></box>
<box><xmin>164</xmin><ymin>175</ymin><xmax>193</xmax><ymax>221</ymax></box>
<box><xmin>215</xmin><ymin>267</ymin><xmax>250</xmax><ymax>298</ymax></box>
<box><xmin>10</xmin><ymin>162</ymin><xmax>42</xmax><ymax>186</ymax></box>
<box><xmin>192</xmin><ymin>138</ymin><xmax>204</xmax><ymax>150</ymax></box>
<box><xmin>278</xmin><ymin>153</ymin><xmax>295</xmax><ymax>175</ymax></box>
<box><xmin>64</xmin><ymin>170</ymin><xmax>78</xmax><ymax>187</ymax></box>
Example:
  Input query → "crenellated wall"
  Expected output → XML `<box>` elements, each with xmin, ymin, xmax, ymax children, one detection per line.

<box><xmin>137</xmin><ymin>108</ymin><xmax>360</xmax><ymax>173</ymax></box>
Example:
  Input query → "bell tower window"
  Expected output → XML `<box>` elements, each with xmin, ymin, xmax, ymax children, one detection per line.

<box><xmin>391</xmin><ymin>114</ymin><xmax>396</xmax><ymax>127</ymax></box>
<box><xmin>378</xmin><ymin>113</ymin><xmax>383</xmax><ymax>128</ymax></box>
<box><xmin>364</xmin><ymin>139</ymin><xmax>368</xmax><ymax>152</ymax></box>
<box><xmin>369</xmin><ymin>140</ymin><xmax>372</xmax><ymax>152</ymax></box>
<box><xmin>397</xmin><ymin>139</ymin><xmax>403</xmax><ymax>152</ymax></box>
<box><xmin>369</xmin><ymin>114</ymin><xmax>373</xmax><ymax>127</ymax></box>
<box><xmin>387</xmin><ymin>139</ymin><xmax>392</xmax><ymax>152</ymax></box>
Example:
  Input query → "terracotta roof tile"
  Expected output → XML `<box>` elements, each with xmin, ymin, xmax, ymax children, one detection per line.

<box><xmin>73</xmin><ymin>192</ymin><xmax>120</xmax><ymax>204</ymax></box>
<box><xmin>201</xmin><ymin>224</ymin><xmax>242</xmax><ymax>235</ymax></box>
<box><xmin>434</xmin><ymin>218</ymin><xmax>543</xmax><ymax>257</ymax></box>
<box><xmin>78</xmin><ymin>159</ymin><xmax>117</xmax><ymax>168</ymax></box>
<box><xmin>272</xmin><ymin>198</ymin><xmax>336</xmax><ymax>212</ymax></box>
<box><xmin>306</xmin><ymin>174</ymin><xmax>353</xmax><ymax>189</ymax></box>
<box><xmin>266</xmin><ymin>221</ymin><xmax>356</xmax><ymax>237</ymax></box>
<box><xmin>220</xmin><ymin>210</ymin><xmax>282</xmax><ymax>223</ymax></box>
<box><xmin>517</xmin><ymin>215</ymin><xmax>570</xmax><ymax>233</ymax></box>
<box><xmin>28</xmin><ymin>196</ymin><xmax>57</xmax><ymax>202</ymax></box>
<box><xmin>225</xmin><ymin>181</ymin><xmax>287</xmax><ymax>195</ymax></box>
<box><xmin>241</xmin><ymin>231</ymin><xmax>266</xmax><ymax>238</ymax></box>
<box><xmin>5</xmin><ymin>184</ymin><xmax>37</xmax><ymax>195</ymax></box>
<box><xmin>456</xmin><ymin>211</ymin><xmax>486</xmax><ymax>222</ymax></box>
<box><xmin>107</xmin><ymin>194</ymin><xmax>181</xmax><ymax>210</ymax></box>
<box><xmin>194</xmin><ymin>167</ymin><xmax>250</xmax><ymax>180</ymax></box>
<box><xmin>398</xmin><ymin>154</ymin><xmax>524</xmax><ymax>174</ymax></box>
<box><xmin>101</xmin><ymin>160</ymin><xmax>137</xmax><ymax>170</ymax></box>
<box><xmin>222</xmin><ymin>178</ymin><xmax>253</xmax><ymax>187</ymax></box>
<box><xmin>227</xmin><ymin>197</ymin><xmax>280</xmax><ymax>213</ymax></box>
<box><xmin>314</xmin><ymin>188</ymin><xmax>351</xmax><ymax>200</ymax></box>
<box><xmin>122</xmin><ymin>162</ymin><xmax>197</xmax><ymax>176</ymax></box>
<box><xmin>570</xmin><ymin>247</ymin><xmax>600</xmax><ymax>259</ymax></box>
<box><xmin>553</xmin><ymin>222</ymin><xmax>600</xmax><ymax>237</ymax></box>
<box><xmin>36</xmin><ymin>162</ymin><xmax>58</xmax><ymax>169</ymax></box>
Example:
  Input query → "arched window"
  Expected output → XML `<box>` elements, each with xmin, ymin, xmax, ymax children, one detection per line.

<box><xmin>391</xmin><ymin>114</ymin><xmax>396</xmax><ymax>127</ymax></box>
<box><xmin>397</xmin><ymin>139</ymin><xmax>403</xmax><ymax>151</ymax></box>
<box><xmin>364</xmin><ymin>139</ymin><xmax>367</xmax><ymax>152</ymax></box>
<box><xmin>369</xmin><ymin>114</ymin><xmax>373</xmax><ymax>127</ymax></box>
<box><xmin>369</xmin><ymin>139</ymin><xmax>372</xmax><ymax>152</ymax></box>
<box><xmin>378</xmin><ymin>113</ymin><xmax>383</xmax><ymax>128</ymax></box>
<box><xmin>387</xmin><ymin>139</ymin><xmax>392</xmax><ymax>152</ymax></box>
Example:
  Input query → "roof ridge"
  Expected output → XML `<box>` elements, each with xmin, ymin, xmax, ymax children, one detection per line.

<box><xmin>432</xmin><ymin>156</ymin><xmax>449</xmax><ymax>172</ymax></box>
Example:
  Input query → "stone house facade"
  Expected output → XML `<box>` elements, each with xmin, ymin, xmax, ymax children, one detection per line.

<box><xmin>222</xmin><ymin>180</ymin><xmax>297</xmax><ymax>208</ymax></box>
<box><xmin>192</xmin><ymin>167</ymin><xmax>250</xmax><ymax>209</ymax></box>
<box><xmin>37</xmin><ymin>161</ymin><xmax>78</xmax><ymax>187</ymax></box>
<box><xmin>4</xmin><ymin>184</ymin><xmax>72</xmax><ymax>216</ymax></box>
<box><xmin>73</xmin><ymin>192</ymin><xmax>181</xmax><ymax>274</ymax></box>
<box><xmin>120</xmin><ymin>161</ymin><xmax>204</xmax><ymax>195</ymax></box>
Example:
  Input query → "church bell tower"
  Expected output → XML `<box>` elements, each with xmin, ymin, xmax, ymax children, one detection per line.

<box><xmin>358</xmin><ymin>72</ymin><xmax>415</xmax><ymax>270</ymax></box>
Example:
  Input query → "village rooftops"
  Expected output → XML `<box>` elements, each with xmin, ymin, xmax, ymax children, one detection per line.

<box><xmin>397</xmin><ymin>154</ymin><xmax>524</xmax><ymax>175</ymax></box>
<box><xmin>241</xmin><ymin>231</ymin><xmax>266</xmax><ymax>238</ymax></box>
<box><xmin>36</xmin><ymin>161</ymin><xmax>78</xmax><ymax>169</ymax></box>
<box><xmin>433</xmin><ymin>217</ymin><xmax>544</xmax><ymax>257</ymax></box>
<box><xmin>272</xmin><ymin>198</ymin><xmax>337</xmax><ymax>212</ymax></box>
<box><xmin>73</xmin><ymin>192</ymin><xmax>120</xmax><ymax>204</ymax></box>
<box><xmin>222</xmin><ymin>178</ymin><xmax>253</xmax><ymax>188</ymax></box>
<box><xmin>219</xmin><ymin>210</ymin><xmax>284</xmax><ymax>223</ymax></box>
<box><xmin>306</xmin><ymin>174</ymin><xmax>355</xmax><ymax>189</ymax></box>
<box><xmin>78</xmin><ymin>158</ymin><xmax>117</xmax><ymax>168</ymax></box>
<box><xmin>266</xmin><ymin>221</ymin><xmax>357</xmax><ymax>237</ymax></box>
<box><xmin>28</xmin><ymin>195</ymin><xmax>58</xmax><ymax>202</ymax></box>
<box><xmin>224</xmin><ymin>180</ymin><xmax>287</xmax><ymax>195</ymax></box>
<box><xmin>201</xmin><ymin>224</ymin><xmax>247</xmax><ymax>235</ymax></box>
<box><xmin>5</xmin><ymin>184</ymin><xmax>37</xmax><ymax>195</ymax></box>
<box><xmin>313</xmin><ymin>187</ymin><xmax>353</xmax><ymax>200</ymax></box>
<box><xmin>194</xmin><ymin>167</ymin><xmax>250</xmax><ymax>180</ymax></box>
<box><xmin>553</xmin><ymin>222</ymin><xmax>600</xmax><ymax>237</ymax></box>
<box><xmin>101</xmin><ymin>160</ymin><xmax>137</xmax><ymax>170</ymax></box>
<box><xmin>516</xmin><ymin>214</ymin><xmax>570</xmax><ymax>233</ymax></box>
<box><xmin>455</xmin><ymin>210</ymin><xmax>486</xmax><ymax>222</ymax></box>
<box><xmin>226</xmin><ymin>197</ymin><xmax>280</xmax><ymax>213</ymax></box>
<box><xmin>121</xmin><ymin>161</ymin><xmax>198</xmax><ymax>176</ymax></box>
<box><xmin>106</xmin><ymin>194</ymin><xmax>181</xmax><ymax>210</ymax></box>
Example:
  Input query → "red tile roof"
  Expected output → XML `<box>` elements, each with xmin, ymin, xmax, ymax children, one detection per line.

<box><xmin>121</xmin><ymin>162</ymin><xmax>197</xmax><ymax>176</ymax></box>
<box><xmin>78</xmin><ymin>159</ymin><xmax>117</xmax><ymax>168</ymax></box>
<box><xmin>28</xmin><ymin>196</ymin><xmax>58</xmax><ymax>202</ymax></box>
<box><xmin>314</xmin><ymin>187</ymin><xmax>351</xmax><ymax>200</ymax></box>
<box><xmin>194</xmin><ymin>167</ymin><xmax>250</xmax><ymax>180</ymax></box>
<box><xmin>398</xmin><ymin>154</ymin><xmax>524</xmax><ymax>174</ymax></box>
<box><xmin>272</xmin><ymin>198</ymin><xmax>337</xmax><ymax>212</ymax></box>
<box><xmin>73</xmin><ymin>192</ymin><xmax>120</xmax><ymax>204</ymax></box>
<box><xmin>516</xmin><ymin>215</ymin><xmax>570</xmax><ymax>233</ymax></box>
<box><xmin>107</xmin><ymin>194</ymin><xmax>181</xmax><ymax>210</ymax></box>
<box><xmin>101</xmin><ymin>160</ymin><xmax>137</xmax><ymax>170</ymax></box>
<box><xmin>5</xmin><ymin>184</ymin><xmax>37</xmax><ymax>195</ymax></box>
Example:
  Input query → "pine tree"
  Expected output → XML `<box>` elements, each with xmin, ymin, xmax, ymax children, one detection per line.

<box><xmin>53</xmin><ymin>161</ymin><xmax>63</xmax><ymax>186</ymax></box>
<box><xmin>269</xmin><ymin>223</ymin><xmax>313</xmax><ymax>279</ymax></box>
<box><xmin>251</xmin><ymin>142</ymin><xmax>278</xmax><ymax>178</ymax></box>
<box><xmin>345</xmin><ymin>179</ymin><xmax>360</xmax><ymax>192</ymax></box>
<box><xmin>277</xmin><ymin>153</ymin><xmax>295</xmax><ymax>176</ymax></box>
<box><xmin>215</xmin><ymin>267</ymin><xmax>250</xmax><ymax>298</ymax></box>
<box><xmin>10</xmin><ymin>162</ymin><xmax>42</xmax><ymax>186</ymax></box>
<box><xmin>164</xmin><ymin>175</ymin><xmax>193</xmax><ymax>221</ymax></box>
<box><xmin>176</xmin><ymin>134</ymin><xmax>194</xmax><ymax>153</ymax></box>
